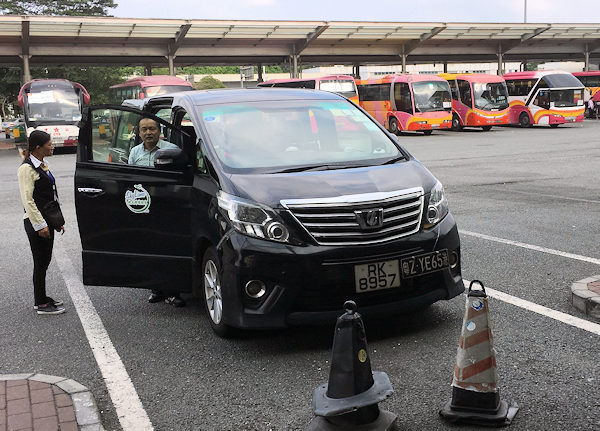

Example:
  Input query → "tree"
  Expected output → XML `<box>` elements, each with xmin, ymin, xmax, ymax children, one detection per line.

<box><xmin>0</xmin><ymin>68</ymin><xmax>24</xmax><ymax>119</ymax></box>
<box><xmin>194</xmin><ymin>76</ymin><xmax>226</xmax><ymax>90</ymax></box>
<box><xmin>1</xmin><ymin>0</ymin><xmax>116</xmax><ymax>15</ymax></box>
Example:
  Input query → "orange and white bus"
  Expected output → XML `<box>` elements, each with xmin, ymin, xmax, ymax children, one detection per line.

<box><xmin>503</xmin><ymin>71</ymin><xmax>585</xmax><ymax>127</ymax></box>
<box><xmin>257</xmin><ymin>75</ymin><xmax>359</xmax><ymax>103</ymax></box>
<box><xmin>572</xmin><ymin>71</ymin><xmax>600</xmax><ymax>117</ymax></box>
<box><xmin>109</xmin><ymin>75</ymin><xmax>193</xmax><ymax>104</ymax></box>
<box><xmin>356</xmin><ymin>74</ymin><xmax>452</xmax><ymax>135</ymax></box>
<box><xmin>439</xmin><ymin>73</ymin><xmax>510</xmax><ymax>131</ymax></box>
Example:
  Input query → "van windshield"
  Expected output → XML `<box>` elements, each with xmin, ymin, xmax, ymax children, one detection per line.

<box><xmin>199</xmin><ymin>100</ymin><xmax>401</xmax><ymax>172</ymax></box>
<box><xmin>411</xmin><ymin>81</ymin><xmax>451</xmax><ymax>112</ymax></box>
<box><xmin>473</xmin><ymin>82</ymin><xmax>509</xmax><ymax>110</ymax></box>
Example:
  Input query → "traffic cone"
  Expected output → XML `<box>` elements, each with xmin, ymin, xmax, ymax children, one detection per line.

<box><xmin>440</xmin><ymin>280</ymin><xmax>519</xmax><ymax>426</ymax></box>
<box><xmin>307</xmin><ymin>301</ymin><xmax>397</xmax><ymax>431</ymax></box>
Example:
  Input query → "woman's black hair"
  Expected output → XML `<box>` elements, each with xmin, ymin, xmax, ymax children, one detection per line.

<box><xmin>28</xmin><ymin>130</ymin><xmax>51</xmax><ymax>152</ymax></box>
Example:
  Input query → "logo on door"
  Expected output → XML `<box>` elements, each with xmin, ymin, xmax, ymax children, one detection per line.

<box><xmin>125</xmin><ymin>184</ymin><xmax>151</xmax><ymax>214</ymax></box>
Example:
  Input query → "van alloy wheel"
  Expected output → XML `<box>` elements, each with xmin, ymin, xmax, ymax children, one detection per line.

<box><xmin>389</xmin><ymin>117</ymin><xmax>399</xmax><ymax>134</ymax></box>
<box><xmin>204</xmin><ymin>259</ymin><xmax>222</xmax><ymax>324</ymax></box>
<box><xmin>452</xmin><ymin>114</ymin><xmax>462</xmax><ymax>131</ymax></box>
<box><xmin>519</xmin><ymin>112</ymin><xmax>531</xmax><ymax>128</ymax></box>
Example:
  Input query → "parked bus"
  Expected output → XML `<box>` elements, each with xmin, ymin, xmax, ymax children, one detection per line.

<box><xmin>503</xmin><ymin>71</ymin><xmax>585</xmax><ymax>127</ymax></box>
<box><xmin>439</xmin><ymin>73</ymin><xmax>510</xmax><ymax>131</ymax></box>
<box><xmin>356</xmin><ymin>74</ymin><xmax>452</xmax><ymax>135</ymax></box>
<box><xmin>257</xmin><ymin>75</ymin><xmax>359</xmax><ymax>103</ymax></box>
<box><xmin>18</xmin><ymin>79</ymin><xmax>90</xmax><ymax>148</ymax></box>
<box><xmin>109</xmin><ymin>75</ymin><xmax>193</xmax><ymax>104</ymax></box>
<box><xmin>572</xmin><ymin>71</ymin><xmax>600</xmax><ymax>117</ymax></box>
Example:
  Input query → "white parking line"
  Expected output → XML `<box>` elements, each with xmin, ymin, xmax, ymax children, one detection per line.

<box><xmin>496</xmin><ymin>189</ymin><xmax>600</xmax><ymax>204</ymax></box>
<box><xmin>54</xmin><ymin>245</ymin><xmax>154</xmax><ymax>431</ymax></box>
<box><xmin>463</xmin><ymin>280</ymin><xmax>600</xmax><ymax>336</ymax></box>
<box><xmin>459</xmin><ymin>230</ymin><xmax>600</xmax><ymax>265</ymax></box>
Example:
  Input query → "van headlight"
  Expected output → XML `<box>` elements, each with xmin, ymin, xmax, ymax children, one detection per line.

<box><xmin>423</xmin><ymin>181</ymin><xmax>449</xmax><ymax>229</ymax></box>
<box><xmin>217</xmin><ymin>191</ymin><xmax>290</xmax><ymax>243</ymax></box>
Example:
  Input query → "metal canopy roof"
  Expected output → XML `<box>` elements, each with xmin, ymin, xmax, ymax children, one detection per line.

<box><xmin>1</xmin><ymin>16</ymin><xmax>599</xmax><ymax>67</ymax></box>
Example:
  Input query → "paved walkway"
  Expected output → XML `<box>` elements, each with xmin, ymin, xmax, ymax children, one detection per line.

<box><xmin>0</xmin><ymin>374</ymin><xmax>104</xmax><ymax>431</ymax></box>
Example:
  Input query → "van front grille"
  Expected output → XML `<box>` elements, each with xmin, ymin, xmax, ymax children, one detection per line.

<box><xmin>281</xmin><ymin>188</ymin><xmax>424</xmax><ymax>246</ymax></box>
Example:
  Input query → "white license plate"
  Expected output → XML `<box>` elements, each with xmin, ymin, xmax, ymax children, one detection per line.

<box><xmin>354</xmin><ymin>260</ymin><xmax>401</xmax><ymax>293</ymax></box>
<box><xmin>566</xmin><ymin>116</ymin><xmax>575</xmax><ymax>121</ymax></box>
<box><xmin>431</xmin><ymin>124</ymin><xmax>439</xmax><ymax>129</ymax></box>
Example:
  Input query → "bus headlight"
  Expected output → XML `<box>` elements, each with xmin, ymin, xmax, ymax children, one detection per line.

<box><xmin>423</xmin><ymin>181</ymin><xmax>449</xmax><ymax>229</ymax></box>
<box><xmin>217</xmin><ymin>191</ymin><xmax>290</xmax><ymax>243</ymax></box>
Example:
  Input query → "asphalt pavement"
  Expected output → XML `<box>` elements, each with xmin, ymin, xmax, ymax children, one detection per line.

<box><xmin>0</xmin><ymin>122</ymin><xmax>599</xmax><ymax>431</ymax></box>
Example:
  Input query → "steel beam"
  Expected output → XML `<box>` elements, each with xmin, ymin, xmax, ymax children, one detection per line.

<box><xmin>295</xmin><ymin>25</ymin><xmax>329</xmax><ymax>55</ymax></box>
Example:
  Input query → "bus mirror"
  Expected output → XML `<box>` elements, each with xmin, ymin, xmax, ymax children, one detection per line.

<box><xmin>550</xmin><ymin>101</ymin><xmax>555</xmax><ymax>109</ymax></box>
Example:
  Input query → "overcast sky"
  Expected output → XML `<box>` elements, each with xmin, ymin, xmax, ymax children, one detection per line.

<box><xmin>112</xmin><ymin>0</ymin><xmax>600</xmax><ymax>22</ymax></box>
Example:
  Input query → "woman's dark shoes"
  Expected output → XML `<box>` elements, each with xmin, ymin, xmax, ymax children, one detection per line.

<box><xmin>36</xmin><ymin>303</ymin><xmax>66</xmax><ymax>315</ymax></box>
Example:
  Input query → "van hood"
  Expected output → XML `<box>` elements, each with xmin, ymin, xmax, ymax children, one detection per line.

<box><xmin>223</xmin><ymin>160</ymin><xmax>437</xmax><ymax>208</ymax></box>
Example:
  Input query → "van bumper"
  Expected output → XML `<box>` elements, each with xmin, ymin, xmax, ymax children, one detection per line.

<box><xmin>217</xmin><ymin>213</ymin><xmax>463</xmax><ymax>329</ymax></box>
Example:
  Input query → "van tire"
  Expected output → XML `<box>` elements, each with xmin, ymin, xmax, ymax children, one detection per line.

<box><xmin>423</xmin><ymin>130</ymin><xmax>433</xmax><ymax>135</ymax></box>
<box><xmin>202</xmin><ymin>247</ymin><xmax>235</xmax><ymax>338</ymax></box>
<box><xmin>550</xmin><ymin>124</ymin><xmax>559</xmax><ymax>128</ymax></box>
<box><xmin>519</xmin><ymin>112</ymin><xmax>532</xmax><ymax>128</ymax></box>
<box><xmin>451</xmin><ymin>114</ymin><xmax>462</xmax><ymax>131</ymax></box>
<box><xmin>481</xmin><ymin>126</ymin><xmax>492</xmax><ymax>131</ymax></box>
<box><xmin>388</xmin><ymin>117</ymin><xmax>399</xmax><ymax>134</ymax></box>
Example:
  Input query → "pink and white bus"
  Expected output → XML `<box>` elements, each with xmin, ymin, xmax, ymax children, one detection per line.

<box><xmin>356</xmin><ymin>74</ymin><xmax>452</xmax><ymax>135</ymax></box>
<box><xmin>439</xmin><ymin>73</ymin><xmax>510</xmax><ymax>131</ymax></box>
<box><xmin>503</xmin><ymin>71</ymin><xmax>585</xmax><ymax>127</ymax></box>
<box><xmin>109</xmin><ymin>75</ymin><xmax>193</xmax><ymax>104</ymax></box>
<box><xmin>257</xmin><ymin>75</ymin><xmax>359</xmax><ymax>103</ymax></box>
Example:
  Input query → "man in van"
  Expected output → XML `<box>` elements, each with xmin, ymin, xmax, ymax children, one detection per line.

<box><xmin>128</xmin><ymin>117</ymin><xmax>185</xmax><ymax>307</ymax></box>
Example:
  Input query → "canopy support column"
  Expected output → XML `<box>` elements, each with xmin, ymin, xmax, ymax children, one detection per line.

<box><xmin>168</xmin><ymin>55</ymin><xmax>175</xmax><ymax>76</ymax></box>
<box><xmin>145</xmin><ymin>65</ymin><xmax>152</xmax><ymax>76</ymax></box>
<box><xmin>22</xmin><ymin>55</ymin><xmax>31</xmax><ymax>84</ymax></box>
<box><xmin>497</xmin><ymin>44</ymin><xmax>504</xmax><ymax>75</ymax></box>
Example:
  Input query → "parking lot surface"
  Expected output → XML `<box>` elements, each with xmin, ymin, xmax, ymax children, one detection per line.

<box><xmin>1</xmin><ymin>121</ymin><xmax>599</xmax><ymax>430</ymax></box>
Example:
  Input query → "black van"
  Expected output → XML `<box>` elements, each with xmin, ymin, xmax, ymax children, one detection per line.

<box><xmin>75</xmin><ymin>88</ymin><xmax>463</xmax><ymax>336</ymax></box>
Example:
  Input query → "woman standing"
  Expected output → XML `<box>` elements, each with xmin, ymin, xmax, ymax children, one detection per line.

<box><xmin>17</xmin><ymin>130</ymin><xmax>66</xmax><ymax>315</ymax></box>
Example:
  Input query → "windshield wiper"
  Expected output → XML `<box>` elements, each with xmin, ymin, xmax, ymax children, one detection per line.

<box><xmin>267</xmin><ymin>163</ymin><xmax>369</xmax><ymax>174</ymax></box>
<box><xmin>382</xmin><ymin>156</ymin><xmax>405</xmax><ymax>165</ymax></box>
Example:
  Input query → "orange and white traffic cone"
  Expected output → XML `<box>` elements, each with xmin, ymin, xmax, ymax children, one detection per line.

<box><xmin>440</xmin><ymin>280</ymin><xmax>519</xmax><ymax>426</ymax></box>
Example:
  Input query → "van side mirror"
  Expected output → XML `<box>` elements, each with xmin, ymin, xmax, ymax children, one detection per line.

<box><xmin>154</xmin><ymin>147</ymin><xmax>188</xmax><ymax>169</ymax></box>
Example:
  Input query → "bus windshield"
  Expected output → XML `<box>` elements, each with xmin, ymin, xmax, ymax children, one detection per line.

<box><xmin>143</xmin><ymin>85</ymin><xmax>193</xmax><ymax>97</ymax></box>
<box><xmin>412</xmin><ymin>81</ymin><xmax>451</xmax><ymax>112</ymax></box>
<box><xmin>25</xmin><ymin>81</ymin><xmax>81</xmax><ymax>125</ymax></box>
<box><xmin>473</xmin><ymin>82</ymin><xmax>509</xmax><ymax>110</ymax></box>
<box><xmin>319</xmin><ymin>80</ymin><xmax>357</xmax><ymax>98</ymax></box>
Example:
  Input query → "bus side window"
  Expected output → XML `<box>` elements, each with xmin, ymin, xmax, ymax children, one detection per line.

<box><xmin>394</xmin><ymin>83</ymin><xmax>412</xmax><ymax>113</ymax></box>
<box><xmin>448</xmin><ymin>80</ymin><xmax>459</xmax><ymax>100</ymax></box>
<box><xmin>457</xmin><ymin>80</ymin><xmax>472</xmax><ymax>107</ymax></box>
<box><xmin>534</xmin><ymin>90</ymin><xmax>550</xmax><ymax>109</ymax></box>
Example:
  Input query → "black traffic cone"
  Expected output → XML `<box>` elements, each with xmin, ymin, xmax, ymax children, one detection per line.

<box><xmin>307</xmin><ymin>301</ymin><xmax>396</xmax><ymax>431</ymax></box>
<box><xmin>439</xmin><ymin>280</ymin><xmax>519</xmax><ymax>426</ymax></box>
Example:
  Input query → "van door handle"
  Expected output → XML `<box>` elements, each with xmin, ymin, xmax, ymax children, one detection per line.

<box><xmin>78</xmin><ymin>187</ymin><xmax>104</xmax><ymax>194</ymax></box>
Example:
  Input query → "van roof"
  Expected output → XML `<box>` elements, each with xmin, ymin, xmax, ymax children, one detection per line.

<box><xmin>136</xmin><ymin>87</ymin><xmax>343</xmax><ymax>108</ymax></box>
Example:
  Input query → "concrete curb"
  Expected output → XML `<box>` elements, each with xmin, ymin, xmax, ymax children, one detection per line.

<box><xmin>571</xmin><ymin>275</ymin><xmax>600</xmax><ymax>320</ymax></box>
<box><xmin>0</xmin><ymin>373</ymin><xmax>105</xmax><ymax>430</ymax></box>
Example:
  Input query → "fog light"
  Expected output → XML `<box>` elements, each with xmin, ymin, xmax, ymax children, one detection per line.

<box><xmin>449</xmin><ymin>251</ymin><xmax>459</xmax><ymax>269</ymax></box>
<box><xmin>245</xmin><ymin>280</ymin><xmax>266</xmax><ymax>298</ymax></box>
<box><xmin>427</xmin><ymin>206</ymin><xmax>439</xmax><ymax>224</ymax></box>
<box><xmin>266</xmin><ymin>221</ymin><xmax>289</xmax><ymax>242</ymax></box>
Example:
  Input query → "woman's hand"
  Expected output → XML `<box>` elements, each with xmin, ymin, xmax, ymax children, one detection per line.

<box><xmin>38</xmin><ymin>227</ymin><xmax>50</xmax><ymax>238</ymax></box>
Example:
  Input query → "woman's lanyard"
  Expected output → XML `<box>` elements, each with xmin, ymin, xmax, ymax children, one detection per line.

<box><xmin>45</xmin><ymin>168</ymin><xmax>59</xmax><ymax>202</ymax></box>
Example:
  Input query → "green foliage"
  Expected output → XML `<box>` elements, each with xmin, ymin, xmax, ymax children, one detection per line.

<box><xmin>0</xmin><ymin>0</ymin><xmax>116</xmax><ymax>15</ymax></box>
<box><xmin>525</xmin><ymin>62</ymin><xmax>539</xmax><ymax>71</ymax></box>
<box><xmin>0</xmin><ymin>68</ymin><xmax>22</xmax><ymax>119</ymax></box>
<box><xmin>194</xmin><ymin>76</ymin><xmax>226</xmax><ymax>90</ymax></box>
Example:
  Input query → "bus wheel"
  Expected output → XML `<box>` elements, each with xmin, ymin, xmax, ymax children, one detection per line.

<box><xmin>389</xmin><ymin>117</ymin><xmax>399</xmax><ymax>134</ymax></box>
<box><xmin>482</xmin><ymin>126</ymin><xmax>492</xmax><ymax>131</ymax></box>
<box><xmin>452</xmin><ymin>114</ymin><xmax>462</xmax><ymax>131</ymax></box>
<box><xmin>550</xmin><ymin>124</ymin><xmax>559</xmax><ymax>128</ymax></box>
<box><xmin>519</xmin><ymin>112</ymin><xmax>532</xmax><ymax>128</ymax></box>
<box><xmin>202</xmin><ymin>247</ymin><xmax>235</xmax><ymax>338</ymax></box>
<box><xmin>423</xmin><ymin>130</ymin><xmax>433</xmax><ymax>135</ymax></box>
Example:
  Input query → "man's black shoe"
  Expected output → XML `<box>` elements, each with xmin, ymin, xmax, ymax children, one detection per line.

<box><xmin>148</xmin><ymin>292</ymin><xmax>165</xmax><ymax>303</ymax></box>
<box><xmin>33</xmin><ymin>296</ymin><xmax>63</xmax><ymax>309</ymax></box>
<box><xmin>165</xmin><ymin>296</ymin><xmax>186</xmax><ymax>307</ymax></box>
<box><xmin>36</xmin><ymin>303</ymin><xmax>66</xmax><ymax>315</ymax></box>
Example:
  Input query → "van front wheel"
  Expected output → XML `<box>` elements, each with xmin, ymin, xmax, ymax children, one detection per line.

<box><xmin>388</xmin><ymin>117</ymin><xmax>399</xmax><ymax>134</ymax></box>
<box><xmin>519</xmin><ymin>112</ymin><xmax>532</xmax><ymax>128</ymax></box>
<box><xmin>202</xmin><ymin>247</ymin><xmax>235</xmax><ymax>338</ymax></box>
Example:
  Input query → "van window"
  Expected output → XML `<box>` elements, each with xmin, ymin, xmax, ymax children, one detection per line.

<box><xmin>89</xmin><ymin>108</ymin><xmax>182</xmax><ymax>165</ymax></box>
<box><xmin>199</xmin><ymin>99</ymin><xmax>400</xmax><ymax>172</ymax></box>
